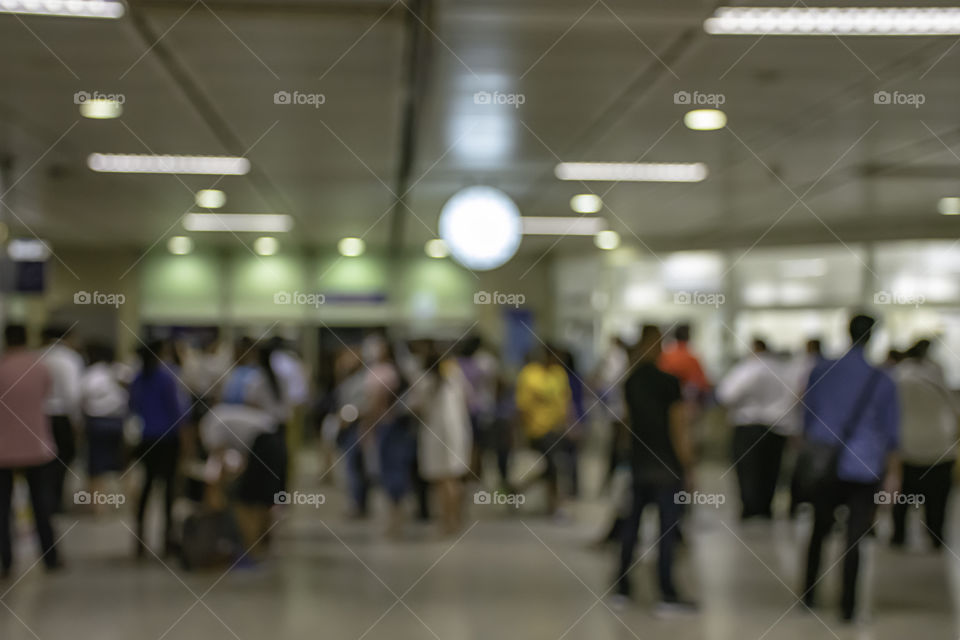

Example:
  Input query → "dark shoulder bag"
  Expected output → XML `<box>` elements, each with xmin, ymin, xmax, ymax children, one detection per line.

<box><xmin>793</xmin><ymin>370</ymin><xmax>881</xmax><ymax>502</ymax></box>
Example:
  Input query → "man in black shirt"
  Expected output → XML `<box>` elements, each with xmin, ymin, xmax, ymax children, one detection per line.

<box><xmin>613</xmin><ymin>324</ymin><xmax>697</xmax><ymax>615</ymax></box>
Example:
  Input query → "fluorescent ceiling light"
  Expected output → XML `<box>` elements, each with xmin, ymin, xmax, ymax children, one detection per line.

<box><xmin>570</xmin><ymin>194</ymin><xmax>603</xmax><ymax>213</ymax></box>
<box><xmin>425</xmin><ymin>238</ymin><xmax>449</xmax><ymax>259</ymax></box>
<box><xmin>88</xmin><ymin>153</ymin><xmax>251</xmax><ymax>175</ymax></box>
<box><xmin>521</xmin><ymin>217</ymin><xmax>606</xmax><ymax>236</ymax></box>
<box><xmin>254</xmin><ymin>236</ymin><xmax>279</xmax><ymax>256</ymax></box>
<box><xmin>555</xmin><ymin>162</ymin><xmax>707</xmax><ymax>182</ymax></box>
<box><xmin>167</xmin><ymin>236</ymin><xmax>193</xmax><ymax>255</ymax></box>
<box><xmin>938</xmin><ymin>197</ymin><xmax>960</xmax><ymax>215</ymax></box>
<box><xmin>80</xmin><ymin>99</ymin><xmax>122</xmax><ymax>119</ymax></box>
<box><xmin>594</xmin><ymin>230</ymin><xmax>621</xmax><ymax>251</ymax></box>
<box><xmin>183</xmin><ymin>213</ymin><xmax>293</xmax><ymax>232</ymax></box>
<box><xmin>0</xmin><ymin>0</ymin><xmax>124</xmax><ymax>18</ymax></box>
<box><xmin>195</xmin><ymin>189</ymin><xmax>226</xmax><ymax>209</ymax></box>
<box><xmin>7</xmin><ymin>238</ymin><xmax>51</xmax><ymax>261</ymax></box>
<box><xmin>779</xmin><ymin>258</ymin><xmax>827</xmax><ymax>278</ymax></box>
<box><xmin>684</xmin><ymin>109</ymin><xmax>727</xmax><ymax>131</ymax></box>
<box><xmin>338</xmin><ymin>237</ymin><xmax>366</xmax><ymax>257</ymax></box>
<box><xmin>704</xmin><ymin>7</ymin><xmax>960</xmax><ymax>36</ymax></box>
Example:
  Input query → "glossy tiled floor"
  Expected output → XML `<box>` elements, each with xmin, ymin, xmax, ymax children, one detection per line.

<box><xmin>1</xmin><ymin>452</ymin><xmax>956</xmax><ymax>640</ymax></box>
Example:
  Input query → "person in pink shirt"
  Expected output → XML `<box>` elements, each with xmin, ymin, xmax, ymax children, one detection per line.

<box><xmin>0</xmin><ymin>324</ymin><xmax>61</xmax><ymax>578</ymax></box>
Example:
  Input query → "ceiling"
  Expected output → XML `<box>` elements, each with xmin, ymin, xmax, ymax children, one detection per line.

<box><xmin>2</xmin><ymin>0</ymin><xmax>960</xmax><ymax>257</ymax></box>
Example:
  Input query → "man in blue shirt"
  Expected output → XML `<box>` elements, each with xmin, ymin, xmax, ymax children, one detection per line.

<box><xmin>801</xmin><ymin>314</ymin><xmax>900</xmax><ymax>622</ymax></box>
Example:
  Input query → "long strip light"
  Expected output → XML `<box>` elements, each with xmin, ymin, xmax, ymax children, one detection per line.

<box><xmin>521</xmin><ymin>217</ymin><xmax>606</xmax><ymax>236</ymax></box>
<box><xmin>704</xmin><ymin>7</ymin><xmax>960</xmax><ymax>36</ymax></box>
<box><xmin>183</xmin><ymin>213</ymin><xmax>293</xmax><ymax>233</ymax></box>
<box><xmin>0</xmin><ymin>0</ymin><xmax>124</xmax><ymax>18</ymax></box>
<box><xmin>88</xmin><ymin>153</ymin><xmax>251</xmax><ymax>175</ymax></box>
<box><xmin>555</xmin><ymin>162</ymin><xmax>707</xmax><ymax>182</ymax></box>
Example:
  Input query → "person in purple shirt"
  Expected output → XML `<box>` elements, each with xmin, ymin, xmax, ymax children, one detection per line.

<box><xmin>801</xmin><ymin>314</ymin><xmax>900</xmax><ymax>622</ymax></box>
<box><xmin>129</xmin><ymin>340</ymin><xmax>188</xmax><ymax>558</ymax></box>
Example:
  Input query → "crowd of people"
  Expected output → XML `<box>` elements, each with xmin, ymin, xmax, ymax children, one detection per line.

<box><xmin>0</xmin><ymin>315</ymin><xmax>955</xmax><ymax>625</ymax></box>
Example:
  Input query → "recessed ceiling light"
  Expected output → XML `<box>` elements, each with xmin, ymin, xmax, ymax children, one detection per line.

<box><xmin>167</xmin><ymin>236</ymin><xmax>193</xmax><ymax>255</ymax></box>
<box><xmin>684</xmin><ymin>109</ymin><xmax>727</xmax><ymax>131</ymax></box>
<box><xmin>338</xmin><ymin>237</ymin><xmax>366</xmax><ymax>257</ymax></box>
<box><xmin>594</xmin><ymin>230</ymin><xmax>621</xmax><ymax>251</ymax></box>
<box><xmin>704</xmin><ymin>7</ymin><xmax>960</xmax><ymax>36</ymax></box>
<box><xmin>79</xmin><ymin>99</ymin><xmax>122</xmax><ymax>119</ymax></box>
<box><xmin>183</xmin><ymin>213</ymin><xmax>293</xmax><ymax>232</ymax></box>
<box><xmin>439</xmin><ymin>186</ymin><xmax>522</xmax><ymax>271</ymax></box>
<box><xmin>938</xmin><ymin>197</ymin><xmax>960</xmax><ymax>215</ymax></box>
<box><xmin>555</xmin><ymin>162</ymin><xmax>708</xmax><ymax>182</ymax></box>
<box><xmin>88</xmin><ymin>153</ymin><xmax>251</xmax><ymax>175</ymax></box>
<box><xmin>570</xmin><ymin>194</ymin><xmax>603</xmax><ymax>213</ymax></box>
<box><xmin>521</xmin><ymin>217</ymin><xmax>606</xmax><ymax>236</ymax></box>
<box><xmin>425</xmin><ymin>238</ymin><xmax>449</xmax><ymax>258</ymax></box>
<box><xmin>254</xmin><ymin>236</ymin><xmax>279</xmax><ymax>256</ymax></box>
<box><xmin>0</xmin><ymin>0</ymin><xmax>124</xmax><ymax>18</ymax></box>
<box><xmin>195</xmin><ymin>189</ymin><xmax>226</xmax><ymax>209</ymax></box>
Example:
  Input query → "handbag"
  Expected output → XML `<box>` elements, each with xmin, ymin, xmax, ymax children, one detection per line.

<box><xmin>793</xmin><ymin>369</ymin><xmax>881</xmax><ymax>501</ymax></box>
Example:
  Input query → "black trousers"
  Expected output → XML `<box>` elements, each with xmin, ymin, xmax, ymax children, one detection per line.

<box><xmin>616</xmin><ymin>479</ymin><xmax>682</xmax><ymax>600</ymax></box>
<box><xmin>0</xmin><ymin>465</ymin><xmax>59</xmax><ymax>571</ymax></box>
<box><xmin>49</xmin><ymin>415</ymin><xmax>76</xmax><ymax>511</ymax></box>
<box><xmin>804</xmin><ymin>480</ymin><xmax>878</xmax><ymax>619</ymax></box>
<box><xmin>892</xmin><ymin>460</ymin><xmax>954</xmax><ymax>548</ymax></box>
<box><xmin>135</xmin><ymin>437</ymin><xmax>180</xmax><ymax>547</ymax></box>
<box><xmin>732</xmin><ymin>425</ymin><xmax>785</xmax><ymax>519</ymax></box>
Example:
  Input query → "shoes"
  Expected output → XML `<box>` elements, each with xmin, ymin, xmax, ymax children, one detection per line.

<box><xmin>654</xmin><ymin>598</ymin><xmax>700</xmax><ymax>618</ymax></box>
<box><xmin>607</xmin><ymin>594</ymin><xmax>631</xmax><ymax>612</ymax></box>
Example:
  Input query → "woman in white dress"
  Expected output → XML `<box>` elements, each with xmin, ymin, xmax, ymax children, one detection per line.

<box><xmin>410</xmin><ymin>348</ymin><xmax>472</xmax><ymax>534</ymax></box>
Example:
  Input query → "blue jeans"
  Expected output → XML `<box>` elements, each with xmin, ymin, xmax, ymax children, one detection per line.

<box><xmin>378</xmin><ymin>420</ymin><xmax>415</xmax><ymax>504</ymax></box>
<box><xmin>617</xmin><ymin>481</ymin><xmax>683</xmax><ymax>600</ymax></box>
<box><xmin>339</xmin><ymin>425</ymin><xmax>368</xmax><ymax>515</ymax></box>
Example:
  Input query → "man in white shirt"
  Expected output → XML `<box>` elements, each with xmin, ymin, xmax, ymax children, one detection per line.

<box><xmin>716</xmin><ymin>338</ymin><xmax>792</xmax><ymax>520</ymax></box>
<box><xmin>40</xmin><ymin>326</ymin><xmax>85</xmax><ymax>512</ymax></box>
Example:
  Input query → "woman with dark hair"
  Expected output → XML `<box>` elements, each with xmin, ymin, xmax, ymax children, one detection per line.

<box><xmin>129</xmin><ymin>340</ymin><xmax>187</xmax><ymax>557</ymax></box>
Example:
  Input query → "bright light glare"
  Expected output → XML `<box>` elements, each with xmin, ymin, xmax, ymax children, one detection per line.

<box><xmin>522</xmin><ymin>217</ymin><xmax>606</xmax><ymax>236</ymax></box>
<box><xmin>439</xmin><ymin>186</ymin><xmax>522</xmax><ymax>271</ymax></box>
<box><xmin>7</xmin><ymin>238</ymin><xmax>51</xmax><ymax>261</ymax></box>
<box><xmin>79</xmin><ymin>99</ymin><xmax>122</xmax><ymax>119</ymax></box>
<box><xmin>254</xmin><ymin>236</ymin><xmax>279</xmax><ymax>256</ymax></box>
<box><xmin>570</xmin><ymin>194</ymin><xmax>603</xmax><ymax>213</ymax></box>
<box><xmin>183</xmin><ymin>214</ymin><xmax>293</xmax><ymax>232</ymax></box>
<box><xmin>938</xmin><ymin>197</ymin><xmax>960</xmax><ymax>215</ymax></box>
<box><xmin>338</xmin><ymin>237</ymin><xmax>366</xmax><ymax>257</ymax></box>
<box><xmin>88</xmin><ymin>153</ymin><xmax>250</xmax><ymax>175</ymax></box>
<box><xmin>195</xmin><ymin>189</ymin><xmax>226</xmax><ymax>209</ymax></box>
<box><xmin>704</xmin><ymin>7</ymin><xmax>960</xmax><ymax>36</ymax></box>
<box><xmin>595</xmin><ymin>230</ymin><xmax>621</xmax><ymax>250</ymax></box>
<box><xmin>0</xmin><ymin>0</ymin><xmax>124</xmax><ymax>18</ymax></box>
<box><xmin>684</xmin><ymin>109</ymin><xmax>727</xmax><ymax>131</ymax></box>
<box><xmin>425</xmin><ymin>239</ymin><xmax>449</xmax><ymax>258</ymax></box>
<box><xmin>555</xmin><ymin>162</ymin><xmax>708</xmax><ymax>182</ymax></box>
<box><xmin>167</xmin><ymin>236</ymin><xmax>193</xmax><ymax>255</ymax></box>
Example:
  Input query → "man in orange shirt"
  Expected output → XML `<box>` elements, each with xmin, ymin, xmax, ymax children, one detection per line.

<box><xmin>658</xmin><ymin>324</ymin><xmax>710</xmax><ymax>396</ymax></box>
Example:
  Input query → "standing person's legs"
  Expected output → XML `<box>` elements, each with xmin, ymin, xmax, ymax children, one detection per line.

<box><xmin>803</xmin><ymin>485</ymin><xmax>839</xmax><ymax>606</ymax></box>
<box><xmin>892</xmin><ymin>464</ymin><xmax>921</xmax><ymax>546</ymax></box>
<box><xmin>758</xmin><ymin>431</ymin><xmax>786</xmax><ymax>518</ymax></box>
<box><xmin>534</xmin><ymin>434</ymin><xmax>560</xmax><ymax>514</ymax></box>
<box><xmin>159</xmin><ymin>438</ymin><xmax>181</xmax><ymax>552</ymax></box>
<box><xmin>50</xmin><ymin>415</ymin><xmax>76</xmax><ymax>511</ymax></box>
<box><xmin>616</xmin><ymin>481</ymin><xmax>649</xmax><ymax>596</ymax></box>
<box><xmin>840</xmin><ymin>482</ymin><xmax>878</xmax><ymax>620</ymax></box>
<box><xmin>0</xmin><ymin>469</ymin><xmax>14</xmax><ymax>574</ymax></box>
<box><xmin>732</xmin><ymin>425</ymin><xmax>763</xmax><ymax>519</ymax></box>
<box><xmin>923</xmin><ymin>461</ymin><xmax>953</xmax><ymax>548</ymax></box>
<box><xmin>136</xmin><ymin>443</ymin><xmax>158</xmax><ymax>552</ymax></box>
<box><xmin>23</xmin><ymin>465</ymin><xmax>58</xmax><ymax>568</ymax></box>
<box><xmin>654</xmin><ymin>485</ymin><xmax>683</xmax><ymax>602</ymax></box>
<box><xmin>341</xmin><ymin>426</ymin><xmax>368</xmax><ymax>516</ymax></box>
